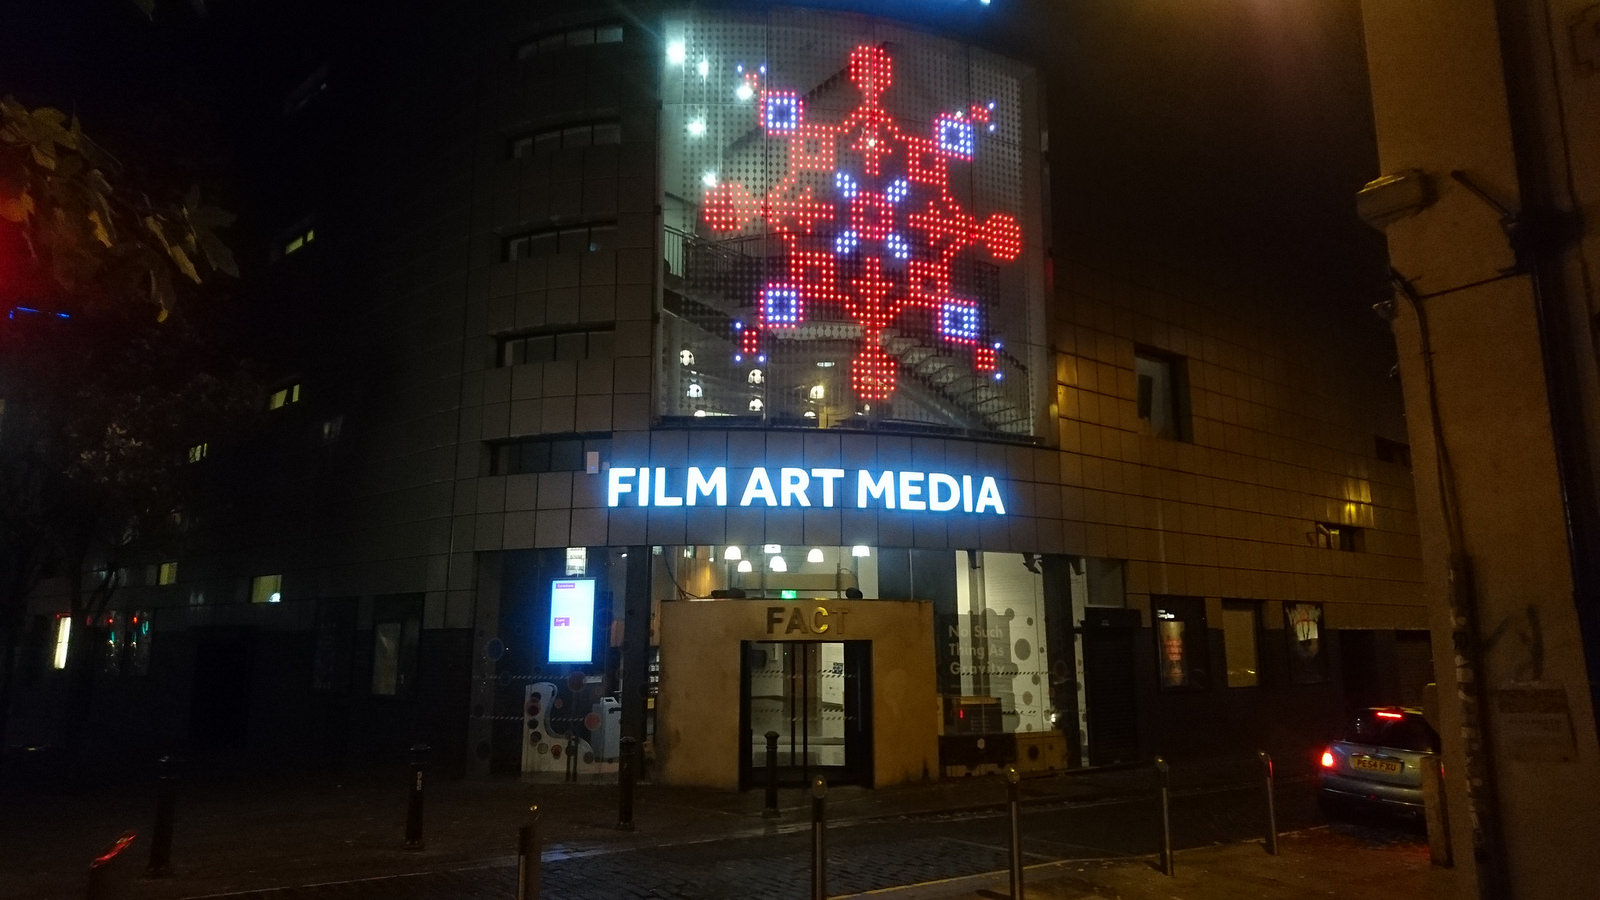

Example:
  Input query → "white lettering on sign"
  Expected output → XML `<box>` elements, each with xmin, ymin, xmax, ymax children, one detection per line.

<box><xmin>607</xmin><ymin>466</ymin><xmax>1005</xmax><ymax>514</ymax></box>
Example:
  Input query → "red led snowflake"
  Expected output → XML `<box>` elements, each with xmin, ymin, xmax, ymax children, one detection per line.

<box><xmin>702</xmin><ymin>44</ymin><xmax>1022</xmax><ymax>403</ymax></box>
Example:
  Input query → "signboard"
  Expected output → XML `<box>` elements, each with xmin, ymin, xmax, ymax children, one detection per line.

<box><xmin>548</xmin><ymin>579</ymin><xmax>596</xmax><ymax>664</ymax></box>
<box><xmin>606</xmin><ymin>465</ymin><xmax>1005</xmax><ymax>514</ymax></box>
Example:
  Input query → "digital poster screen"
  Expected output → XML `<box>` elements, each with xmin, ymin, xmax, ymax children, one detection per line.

<box><xmin>660</xmin><ymin>11</ymin><xmax>1044</xmax><ymax>437</ymax></box>
<box><xmin>548</xmin><ymin>579</ymin><xmax>596</xmax><ymax>664</ymax></box>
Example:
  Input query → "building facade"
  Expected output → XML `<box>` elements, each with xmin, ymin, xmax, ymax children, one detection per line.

<box><xmin>10</xmin><ymin>0</ymin><xmax>1427</xmax><ymax>787</ymax></box>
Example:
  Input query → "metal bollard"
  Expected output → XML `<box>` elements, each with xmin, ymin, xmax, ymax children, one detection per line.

<box><xmin>566</xmin><ymin>735</ymin><xmax>579</xmax><ymax>783</ymax></box>
<box><xmin>763</xmin><ymin>731</ymin><xmax>780</xmax><ymax>818</ymax></box>
<box><xmin>1155</xmin><ymin>756</ymin><xmax>1173</xmax><ymax>876</ymax></box>
<box><xmin>517</xmin><ymin>806</ymin><xmax>540</xmax><ymax>900</ymax></box>
<box><xmin>86</xmin><ymin>831</ymin><xmax>138</xmax><ymax>900</ymax></box>
<box><xmin>1006</xmin><ymin>765</ymin><xmax>1024</xmax><ymax>899</ymax></box>
<box><xmin>146</xmin><ymin>755</ymin><xmax>177</xmax><ymax>877</ymax></box>
<box><xmin>618</xmin><ymin>736</ymin><xmax>637</xmax><ymax>831</ymax></box>
<box><xmin>404</xmin><ymin>743</ymin><xmax>430</xmax><ymax>851</ymax></box>
<box><xmin>1259</xmin><ymin>751</ymin><xmax>1278</xmax><ymax>855</ymax></box>
<box><xmin>810</xmin><ymin>775</ymin><xmax>827</xmax><ymax>900</ymax></box>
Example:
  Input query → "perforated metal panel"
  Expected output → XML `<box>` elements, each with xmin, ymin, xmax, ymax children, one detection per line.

<box><xmin>660</xmin><ymin>12</ymin><xmax>1043</xmax><ymax>437</ymax></box>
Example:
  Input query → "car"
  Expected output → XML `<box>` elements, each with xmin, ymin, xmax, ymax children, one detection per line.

<box><xmin>1317</xmin><ymin>706</ymin><xmax>1441</xmax><ymax>821</ymax></box>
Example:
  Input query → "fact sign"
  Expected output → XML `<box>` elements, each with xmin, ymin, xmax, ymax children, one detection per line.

<box><xmin>607</xmin><ymin>466</ymin><xmax>1005</xmax><ymax>514</ymax></box>
<box><xmin>548</xmin><ymin>579</ymin><xmax>596</xmax><ymax>664</ymax></box>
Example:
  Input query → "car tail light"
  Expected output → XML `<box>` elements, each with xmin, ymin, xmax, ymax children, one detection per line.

<box><xmin>1376</xmin><ymin>709</ymin><xmax>1404</xmax><ymax>720</ymax></box>
<box><xmin>1320</xmin><ymin>749</ymin><xmax>1335</xmax><ymax>768</ymax></box>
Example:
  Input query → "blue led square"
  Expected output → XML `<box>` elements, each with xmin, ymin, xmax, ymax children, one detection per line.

<box><xmin>937</xmin><ymin>116</ymin><xmax>975</xmax><ymax>159</ymax></box>
<box><xmin>939</xmin><ymin>302</ymin><xmax>980</xmax><ymax>342</ymax></box>
<box><xmin>764</xmin><ymin>92</ymin><xmax>801</xmax><ymax>134</ymax></box>
<box><xmin>762</xmin><ymin>286</ymin><xmax>803</xmax><ymax>326</ymax></box>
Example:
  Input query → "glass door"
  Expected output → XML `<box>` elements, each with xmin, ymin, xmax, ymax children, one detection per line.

<box><xmin>741</xmin><ymin>640</ymin><xmax>871</xmax><ymax>788</ymax></box>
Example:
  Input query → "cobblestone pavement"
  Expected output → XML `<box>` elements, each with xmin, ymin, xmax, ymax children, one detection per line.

<box><xmin>3</xmin><ymin>757</ymin><xmax>1447</xmax><ymax>900</ymax></box>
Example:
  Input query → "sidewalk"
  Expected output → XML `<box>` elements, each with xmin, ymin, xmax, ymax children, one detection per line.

<box><xmin>0</xmin><ymin>757</ymin><xmax>1448</xmax><ymax>899</ymax></box>
<box><xmin>840</xmin><ymin>828</ymin><xmax>1446</xmax><ymax>899</ymax></box>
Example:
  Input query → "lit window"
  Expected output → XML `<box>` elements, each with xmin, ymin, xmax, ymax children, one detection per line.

<box><xmin>1314</xmin><ymin>522</ymin><xmax>1363</xmax><ymax>551</ymax></box>
<box><xmin>1154</xmin><ymin>596</ymin><xmax>1207</xmax><ymax>690</ymax></box>
<box><xmin>187</xmin><ymin>442</ymin><xmax>207</xmax><ymax>463</ymax></box>
<box><xmin>251</xmin><ymin>574</ymin><xmax>283</xmax><ymax>604</ymax></box>
<box><xmin>284</xmin><ymin>227</ymin><xmax>315</xmax><ymax>256</ymax></box>
<box><xmin>1221</xmin><ymin>601</ymin><xmax>1261</xmax><ymax>688</ymax></box>
<box><xmin>1135</xmin><ymin>349</ymin><xmax>1189</xmax><ymax>440</ymax></box>
<box><xmin>51</xmin><ymin>615</ymin><xmax>71</xmax><ymax>669</ymax></box>
<box><xmin>268</xmin><ymin>384</ymin><xmax>302</xmax><ymax>410</ymax></box>
<box><xmin>158</xmin><ymin>562</ymin><xmax>178</xmax><ymax>586</ymax></box>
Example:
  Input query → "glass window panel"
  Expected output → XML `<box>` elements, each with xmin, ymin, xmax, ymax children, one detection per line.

<box><xmin>1221</xmin><ymin>602</ymin><xmax>1260</xmax><ymax>688</ymax></box>
<box><xmin>555</xmin><ymin>332</ymin><xmax>588</xmax><ymax>361</ymax></box>
<box><xmin>525</xmin><ymin>334</ymin><xmax>556</xmax><ymax>363</ymax></box>
<box><xmin>533</xmin><ymin>130</ymin><xmax>561</xmax><ymax>155</ymax></box>
<box><xmin>557</xmin><ymin>227</ymin><xmax>588</xmax><ymax>253</ymax></box>
<box><xmin>518</xmin><ymin>440</ymin><xmax>552</xmax><ymax>474</ymax></box>
<box><xmin>587</xmin><ymin>224</ymin><xmax>617</xmax><ymax>252</ymax></box>
<box><xmin>549</xmin><ymin>439</ymin><xmax>583</xmax><ymax>471</ymax></box>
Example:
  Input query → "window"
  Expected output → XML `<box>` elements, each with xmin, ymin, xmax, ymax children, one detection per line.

<box><xmin>157</xmin><ymin>562</ymin><xmax>178</xmax><ymax>586</ymax></box>
<box><xmin>499</xmin><ymin>326</ymin><xmax>615</xmax><ymax>367</ymax></box>
<box><xmin>125</xmin><ymin>612</ymin><xmax>151</xmax><ymax>677</ymax></box>
<box><xmin>250</xmin><ymin>574</ymin><xmax>283</xmax><ymax>604</ymax></box>
<box><xmin>1375</xmin><ymin>435</ymin><xmax>1412</xmax><ymax>468</ymax></box>
<box><xmin>510</xmin><ymin>120</ymin><xmax>621</xmax><ymax>158</ymax></box>
<box><xmin>51</xmin><ymin>615</ymin><xmax>71</xmax><ymax>670</ymax></box>
<box><xmin>514</xmin><ymin>23</ymin><xmax>623</xmax><ymax>59</ymax></box>
<box><xmin>274</xmin><ymin>219</ymin><xmax>317</xmax><ymax>260</ymax></box>
<box><xmin>1153</xmin><ymin>596</ymin><xmax>1208</xmax><ymax>689</ymax></box>
<box><xmin>311</xmin><ymin>598</ymin><xmax>357</xmax><ymax>693</ymax></box>
<box><xmin>490</xmin><ymin>434</ymin><xmax>610</xmax><ymax>476</ymax></box>
<box><xmin>504</xmin><ymin>222</ymin><xmax>617</xmax><ymax>261</ymax></box>
<box><xmin>1135</xmin><ymin>348</ymin><xmax>1190</xmax><ymax>440</ymax></box>
<box><xmin>1314</xmin><ymin>522</ymin><xmax>1363</xmax><ymax>551</ymax></box>
<box><xmin>1285</xmin><ymin>602</ymin><xmax>1328</xmax><ymax>683</ymax></box>
<box><xmin>268</xmin><ymin>383</ymin><xmax>302</xmax><ymax>410</ymax></box>
<box><xmin>371</xmin><ymin>594</ymin><xmax>422</xmax><ymax>698</ymax></box>
<box><xmin>187</xmin><ymin>442</ymin><xmax>208</xmax><ymax>463</ymax></box>
<box><xmin>1220</xmin><ymin>601</ymin><xmax>1261</xmax><ymax>688</ymax></box>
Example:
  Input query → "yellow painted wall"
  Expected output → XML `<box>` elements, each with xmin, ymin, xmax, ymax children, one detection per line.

<box><xmin>655</xmin><ymin>599</ymin><xmax>938</xmax><ymax>790</ymax></box>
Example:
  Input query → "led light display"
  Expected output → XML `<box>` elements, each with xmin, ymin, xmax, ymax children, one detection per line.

<box><xmin>661</xmin><ymin>13</ymin><xmax>1041</xmax><ymax>436</ymax></box>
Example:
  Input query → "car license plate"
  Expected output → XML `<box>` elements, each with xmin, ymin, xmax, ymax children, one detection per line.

<box><xmin>1352</xmin><ymin>755</ymin><xmax>1402</xmax><ymax>774</ymax></box>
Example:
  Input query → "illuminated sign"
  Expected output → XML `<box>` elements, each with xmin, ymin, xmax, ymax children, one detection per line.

<box><xmin>606</xmin><ymin>466</ymin><xmax>1006</xmax><ymax>514</ymax></box>
<box><xmin>701</xmin><ymin>43</ymin><xmax>1021</xmax><ymax>404</ymax></box>
<box><xmin>548</xmin><ymin>579</ymin><xmax>596</xmax><ymax>664</ymax></box>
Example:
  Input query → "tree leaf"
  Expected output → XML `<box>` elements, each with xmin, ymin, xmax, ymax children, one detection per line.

<box><xmin>0</xmin><ymin>189</ymin><xmax>34</xmax><ymax>224</ymax></box>
<box><xmin>87</xmin><ymin>209</ymin><xmax>112</xmax><ymax>248</ymax></box>
<box><xmin>167</xmin><ymin>242</ymin><xmax>201</xmax><ymax>284</ymax></box>
<box><xmin>195</xmin><ymin>229</ymin><xmax>238</xmax><ymax>277</ymax></box>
